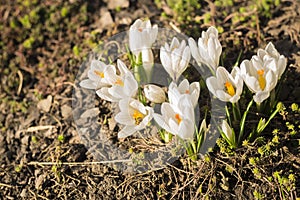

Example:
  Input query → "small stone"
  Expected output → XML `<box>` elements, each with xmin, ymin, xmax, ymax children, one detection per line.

<box><xmin>80</xmin><ymin>108</ymin><xmax>100</xmax><ymax>118</ymax></box>
<box><xmin>20</xmin><ymin>189</ymin><xmax>27</xmax><ymax>198</ymax></box>
<box><xmin>108</xmin><ymin>117</ymin><xmax>116</xmax><ymax>131</ymax></box>
<box><xmin>61</xmin><ymin>104</ymin><xmax>72</xmax><ymax>119</ymax></box>
<box><xmin>99</xmin><ymin>8</ymin><xmax>114</xmax><ymax>30</ymax></box>
<box><xmin>105</xmin><ymin>0</ymin><xmax>129</xmax><ymax>9</ymax></box>
<box><xmin>35</xmin><ymin>174</ymin><xmax>45</xmax><ymax>190</ymax></box>
<box><xmin>37</xmin><ymin>95</ymin><xmax>52</xmax><ymax>113</ymax></box>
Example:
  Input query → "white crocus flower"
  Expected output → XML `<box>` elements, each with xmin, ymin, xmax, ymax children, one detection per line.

<box><xmin>154</xmin><ymin>95</ymin><xmax>195</xmax><ymax>140</ymax></box>
<box><xmin>255</xmin><ymin>42</ymin><xmax>287</xmax><ymax>79</ymax></box>
<box><xmin>129</xmin><ymin>19</ymin><xmax>158</xmax><ymax>80</ymax></box>
<box><xmin>168</xmin><ymin>79</ymin><xmax>200</xmax><ymax>107</ymax></box>
<box><xmin>206</xmin><ymin>67</ymin><xmax>243</xmax><ymax>103</ymax></box>
<box><xmin>240</xmin><ymin>59</ymin><xmax>277</xmax><ymax>104</ymax></box>
<box><xmin>129</xmin><ymin>19</ymin><xmax>158</xmax><ymax>56</ymax></box>
<box><xmin>79</xmin><ymin>60</ymin><xmax>116</xmax><ymax>89</ymax></box>
<box><xmin>160</xmin><ymin>37</ymin><xmax>191</xmax><ymax>82</ymax></box>
<box><xmin>144</xmin><ymin>84</ymin><xmax>166</xmax><ymax>103</ymax></box>
<box><xmin>115</xmin><ymin>98</ymin><xmax>154</xmax><ymax>138</ymax></box>
<box><xmin>188</xmin><ymin>26</ymin><xmax>222</xmax><ymax>72</ymax></box>
<box><xmin>96</xmin><ymin>60</ymin><xmax>138</xmax><ymax>102</ymax></box>
<box><xmin>221</xmin><ymin>120</ymin><xmax>236</xmax><ymax>146</ymax></box>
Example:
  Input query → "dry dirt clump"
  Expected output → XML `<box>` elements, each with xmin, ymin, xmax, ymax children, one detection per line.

<box><xmin>0</xmin><ymin>0</ymin><xmax>299</xmax><ymax>199</ymax></box>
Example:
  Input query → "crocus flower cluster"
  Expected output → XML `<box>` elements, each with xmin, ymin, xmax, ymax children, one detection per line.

<box><xmin>240</xmin><ymin>42</ymin><xmax>286</xmax><ymax>103</ymax></box>
<box><xmin>204</xmin><ymin>42</ymin><xmax>286</xmax><ymax>104</ymax></box>
<box><xmin>80</xmin><ymin>18</ymin><xmax>287</xmax><ymax>151</ymax></box>
<box><xmin>79</xmin><ymin>19</ymin><xmax>202</xmax><ymax>141</ymax></box>
<box><xmin>200</xmin><ymin>34</ymin><xmax>286</xmax><ymax>145</ymax></box>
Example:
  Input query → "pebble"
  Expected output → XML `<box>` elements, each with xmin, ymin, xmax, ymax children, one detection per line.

<box><xmin>37</xmin><ymin>95</ymin><xmax>52</xmax><ymax>113</ymax></box>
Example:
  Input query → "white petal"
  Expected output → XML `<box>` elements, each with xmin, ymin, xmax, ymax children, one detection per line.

<box><xmin>96</xmin><ymin>87</ymin><xmax>118</xmax><ymax>102</ymax></box>
<box><xmin>253</xmin><ymin>91</ymin><xmax>270</xmax><ymax>103</ymax></box>
<box><xmin>117</xmin><ymin>59</ymin><xmax>129</xmax><ymax>76</ymax></box>
<box><xmin>150</xmin><ymin>24</ymin><xmax>158</xmax><ymax>44</ymax></box>
<box><xmin>221</xmin><ymin>120</ymin><xmax>233</xmax><ymax>141</ymax></box>
<box><xmin>118</xmin><ymin>126</ymin><xmax>136</xmax><ymax>138</ymax></box>
<box><xmin>216</xmin><ymin>90</ymin><xmax>231</xmax><ymax>102</ymax></box>
<box><xmin>79</xmin><ymin>79</ymin><xmax>97</xmax><ymax>89</ymax></box>
<box><xmin>168</xmin><ymin>118</ymin><xmax>179</xmax><ymax>136</ymax></box>
<box><xmin>188</xmin><ymin>38</ymin><xmax>201</xmax><ymax>64</ymax></box>
<box><xmin>178</xmin><ymin>119</ymin><xmax>194</xmax><ymax>140</ymax></box>
<box><xmin>108</xmin><ymin>85</ymin><xmax>124</xmax><ymax>99</ymax></box>
<box><xmin>123</xmin><ymin>73</ymin><xmax>138</xmax><ymax>97</ymax></box>
<box><xmin>207</xmin><ymin>38</ymin><xmax>218</xmax><ymax>68</ymax></box>
<box><xmin>199</xmin><ymin>118</ymin><xmax>207</xmax><ymax>133</ymax></box>
<box><xmin>115</xmin><ymin>112</ymin><xmax>135</xmax><ymax>125</ymax></box>
<box><xmin>130</xmin><ymin>99</ymin><xmax>146</xmax><ymax>114</ymax></box>
<box><xmin>118</xmin><ymin>98</ymin><xmax>130</xmax><ymax>112</ymax></box>
<box><xmin>160</xmin><ymin>47</ymin><xmax>173</xmax><ymax>78</ymax></box>
<box><xmin>277</xmin><ymin>56</ymin><xmax>287</xmax><ymax>78</ymax></box>
<box><xmin>170</xmin><ymin>37</ymin><xmax>180</xmax><ymax>50</ymax></box>
<box><xmin>265</xmin><ymin>70</ymin><xmax>277</xmax><ymax>91</ymax></box>
<box><xmin>178</xmin><ymin>46</ymin><xmax>191</xmax><ymax>76</ymax></box>
<box><xmin>216</xmin><ymin>67</ymin><xmax>230</xmax><ymax>84</ymax></box>
<box><xmin>144</xmin><ymin>84</ymin><xmax>166</xmax><ymax>103</ymax></box>
<box><xmin>161</xmin><ymin>103</ymin><xmax>176</xmax><ymax>120</ymax></box>
<box><xmin>206</xmin><ymin>76</ymin><xmax>218</xmax><ymax>97</ymax></box>
<box><xmin>229</xmin><ymin>94</ymin><xmax>240</xmax><ymax>103</ymax></box>
<box><xmin>137</xmin><ymin>107</ymin><xmax>153</xmax><ymax>128</ymax></box>
<box><xmin>190</xmin><ymin>82</ymin><xmax>200</xmax><ymax>107</ymax></box>
<box><xmin>178</xmin><ymin>79</ymin><xmax>189</xmax><ymax>92</ymax></box>
<box><xmin>235</xmin><ymin>77</ymin><xmax>244</xmax><ymax>96</ymax></box>
<box><xmin>153</xmin><ymin>113</ymin><xmax>172</xmax><ymax>133</ymax></box>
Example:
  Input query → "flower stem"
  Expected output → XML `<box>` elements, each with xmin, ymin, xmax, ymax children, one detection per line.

<box><xmin>225</xmin><ymin>105</ymin><xmax>232</xmax><ymax>127</ymax></box>
<box><xmin>232</xmin><ymin>102</ymin><xmax>241</xmax><ymax>122</ymax></box>
<box><xmin>238</xmin><ymin>99</ymin><xmax>254</xmax><ymax>145</ymax></box>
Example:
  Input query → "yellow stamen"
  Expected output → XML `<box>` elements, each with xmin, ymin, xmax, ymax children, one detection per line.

<box><xmin>171</xmin><ymin>45</ymin><xmax>179</xmax><ymax>51</ymax></box>
<box><xmin>185</xmin><ymin>90</ymin><xmax>190</xmax><ymax>94</ymax></box>
<box><xmin>133</xmin><ymin>110</ymin><xmax>144</xmax><ymax>125</ymax></box>
<box><xmin>224</xmin><ymin>81</ymin><xmax>235</xmax><ymax>96</ymax></box>
<box><xmin>115</xmin><ymin>79</ymin><xmax>124</xmax><ymax>86</ymax></box>
<box><xmin>94</xmin><ymin>70</ymin><xmax>104</xmax><ymax>78</ymax></box>
<box><xmin>175</xmin><ymin>113</ymin><xmax>182</xmax><ymax>124</ymax></box>
<box><xmin>138</xmin><ymin>28</ymin><xmax>143</xmax><ymax>32</ymax></box>
<box><xmin>257</xmin><ymin>69</ymin><xmax>266</xmax><ymax>90</ymax></box>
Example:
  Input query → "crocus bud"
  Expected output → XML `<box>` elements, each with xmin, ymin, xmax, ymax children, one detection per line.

<box><xmin>144</xmin><ymin>84</ymin><xmax>166</xmax><ymax>103</ymax></box>
<box><xmin>221</xmin><ymin>120</ymin><xmax>236</xmax><ymax>148</ymax></box>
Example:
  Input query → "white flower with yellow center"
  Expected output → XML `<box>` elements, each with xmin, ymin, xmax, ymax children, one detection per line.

<box><xmin>144</xmin><ymin>84</ymin><xmax>166</xmax><ymax>103</ymax></box>
<box><xmin>115</xmin><ymin>98</ymin><xmax>154</xmax><ymax>138</ymax></box>
<box><xmin>188</xmin><ymin>26</ymin><xmax>222</xmax><ymax>72</ymax></box>
<box><xmin>160</xmin><ymin>37</ymin><xmax>191</xmax><ymax>82</ymax></box>
<box><xmin>153</xmin><ymin>95</ymin><xmax>195</xmax><ymax>140</ymax></box>
<box><xmin>255</xmin><ymin>42</ymin><xmax>286</xmax><ymax>79</ymax></box>
<box><xmin>79</xmin><ymin>60</ymin><xmax>116</xmax><ymax>89</ymax></box>
<box><xmin>96</xmin><ymin>60</ymin><xmax>138</xmax><ymax>102</ymax></box>
<box><xmin>206</xmin><ymin>67</ymin><xmax>243</xmax><ymax>103</ymax></box>
<box><xmin>168</xmin><ymin>79</ymin><xmax>200</xmax><ymax>107</ymax></box>
<box><xmin>240</xmin><ymin>59</ymin><xmax>277</xmax><ymax>104</ymax></box>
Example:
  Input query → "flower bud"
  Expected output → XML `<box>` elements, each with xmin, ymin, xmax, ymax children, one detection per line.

<box><xmin>221</xmin><ymin>120</ymin><xmax>236</xmax><ymax>147</ymax></box>
<box><xmin>144</xmin><ymin>84</ymin><xmax>166</xmax><ymax>103</ymax></box>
